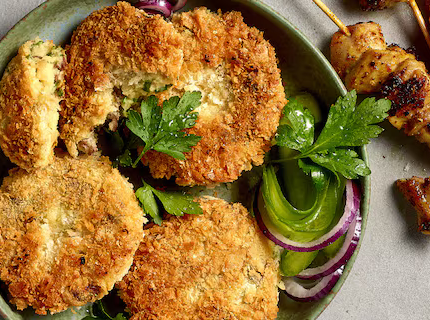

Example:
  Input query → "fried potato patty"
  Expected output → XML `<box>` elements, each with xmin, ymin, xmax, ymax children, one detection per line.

<box><xmin>0</xmin><ymin>155</ymin><xmax>145</xmax><ymax>315</ymax></box>
<box><xmin>117</xmin><ymin>197</ymin><xmax>280</xmax><ymax>320</ymax></box>
<box><xmin>61</xmin><ymin>2</ymin><xmax>286</xmax><ymax>186</ymax></box>
<box><xmin>0</xmin><ymin>38</ymin><xmax>65</xmax><ymax>170</ymax></box>
<box><xmin>60</xmin><ymin>2</ymin><xmax>183</xmax><ymax>157</ymax></box>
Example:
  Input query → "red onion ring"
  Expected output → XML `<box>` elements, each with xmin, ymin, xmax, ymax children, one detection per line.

<box><xmin>283</xmin><ymin>266</ymin><xmax>344</xmax><ymax>302</ymax></box>
<box><xmin>296</xmin><ymin>210</ymin><xmax>362</xmax><ymax>280</ymax></box>
<box><xmin>134</xmin><ymin>0</ymin><xmax>173</xmax><ymax>17</ymax></box>
<box><xmin>255</xmin><ymin>180</ymin><xmax>361</xmax><ymax>252</ymax></box>
<box><xmin>171</xmin><ymin>0</ymin><xmax>187</xmax><ymax>11</ymax></box>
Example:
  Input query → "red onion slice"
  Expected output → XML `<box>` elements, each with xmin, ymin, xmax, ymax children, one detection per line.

<box><xmin>283</xmin><ymin>266</ymin><xmax>344</xmax><ymax>302</ymax></box>
<box><xmin>135</xmin><ymin>0</ymin><xmax>173</xmax><ymax>17</ymax></box>
<box><xmin>171</xmin><ymin>0</ymin><xmax>187</xmax><ymax>11</ymax></box>
<box><xmin>297</xmin><ymin>210</ymin><xmax>362</xmax><ymax>280</ymax></box>
<box><xmin>255</xmin><ymin>180</ymin><xmax>361</xmax><ymax>252</ymax></box>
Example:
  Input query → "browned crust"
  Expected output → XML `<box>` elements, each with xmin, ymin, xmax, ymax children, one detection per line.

<box><xmin>0</xmin><ymin>154</ymin><xmax>145</xmax><ymax>314</ymax></box>
<box><xmin>397</xmin><ymin>176</ymin><xmax>430</xmax><ymax>234</ymax></box>
<box><xmin>61</xmin><ymin>4</ymin><xmax>285</xmax><ymax>186</ymax></box>
<box><xmin>359</xmin><ymin>0</ymin><xmax>404</xmax><ymax>10</ymax></box>
<box><xmin>0</xmin><ymin>41</ymin><xmax>59</xmax><ymax>170</ymax></box>
<box><xmin>331</xmin><ymin>22</ymin><xmax>430</xmax><ymax>148</ymax></box>
<box><xmin>60</xmin><ymin>2</ymin><xmax>184</xmax><ymax>156</ymax></box>
<box><xmin>142</xmin><ymin>8</ymin><xmax>286</xmax><ymax>186</ymax></box>
<box><xmin>330</xmin><ymin>22</ymin><xmax>386</xmax><ymax>81</ymax></box>
<box><xmin>117</xmin><ymin>197</ymin><xmax>280</xmax><ymax>320</ymax></box>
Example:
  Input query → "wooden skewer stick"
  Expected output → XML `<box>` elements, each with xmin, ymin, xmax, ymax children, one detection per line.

<box><xmin>408</xmin><ymin>0</ymin><xmax>430</xmax><ymax>50</ymax></box>
<box><xmin>312</xmin><ymin>0</ymin><xmax>351</xmax><ymax>36</ymax></box>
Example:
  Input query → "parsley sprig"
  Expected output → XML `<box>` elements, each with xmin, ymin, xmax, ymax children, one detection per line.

<box><xmin>275</xmin><ymin>90</ymin><xmax>391</xmax><ymax>179</ymax></box>
<box><xmin>135</xmin><ymin>180</ymin><xmax>203</xmax><ymax>225</ymax></box>
<box><xmin>83</xmin><ymin>301</ymin><xmax>127</xmax><ymax>320</ymax></box>
<box><xmin>125</xmin><ymin>91</ymin><xmax>202</xmax><ymax>167</ymax></box>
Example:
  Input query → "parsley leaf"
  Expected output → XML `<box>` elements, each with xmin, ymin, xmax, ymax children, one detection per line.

<box><xmin>276</xmin><ymin>97</ymin><xmax>314</xmax><ymax>152</ymax></box>
<box><xmin>309</xmin><ymin>148</ymin><xmax>371</xmax><ymax>180</ymax></box>
<box><xmin>117</xmin><ymin>149</ymin><xmax>133</xmax><ymax>167</ymax></box>
<box><xmin>135</xmin><ymin>183</ymin><xmax>162</xmax><ymax>225</ymax></box>
<box><xmin>275</xmin><ymin>90</ymin><xmax>391</xmax><ymax>179</ymax></box>
<box><xmin>300</xmin><ymin>91</ymin><xmax>390</xmax><ymax>156</ymax></box>
<box><xmin>135</xmin><ymin>180</ymin><xmax>203</xmax><ymax>224</ymax></box>
<box><xmin>82</xmin><ymin>301</ymin><xmax>127</xmax><ymax>320</ymax></box>
<box><xmin>126</xmin><ymin>92</ymin><xmax>202</xmax><ymax>167</ymax></box>
<box><xmin>151</xmin><ymin>188</ymin><xmax>202</xmax><ymax>217</ymax></box>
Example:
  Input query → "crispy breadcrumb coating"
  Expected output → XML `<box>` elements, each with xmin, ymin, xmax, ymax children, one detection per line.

<box><xmin>0</xmin><ymin>38</ymin><xmax>65</xmax><ymax>170</ymax></box>
<box><xmin>0</xmin><ymin>154</ymin><xmax>145</xmax><ymax>315</ymax></box>
<box><xmin>141</xmin><ymin>8</ymin><xmax>286</xmax><ymax>186</ymax></box>
<box><xmin>60</xmin><ymin>2</ymin><xmax>183</xmax><ymax>157</ymax></box>
<box><xmin>117</xmin><ymin>197</ymin><xmax>280</xmax><ymax>320</ymax></box>
<box><xmin>61</xmin><ymin>3</ymin><xmax>286</xmax><ymax>186</ymax></box>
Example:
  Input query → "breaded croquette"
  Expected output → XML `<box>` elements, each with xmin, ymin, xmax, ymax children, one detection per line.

<box><xmin>0</xmin><ymin>38</ymin><xmax>65</xmax><ymax>170</ymax></box>
<box><xmin>142</xmin><ymin>7</ymin><xmax>286</xmax><ymax>186</ymax></box>
<box><xmin>61</xmin><ymin>2</ymin><xmax>286</xmax><ymax>186</ymax></box>
<box><xmin>117</xmin><ymin>197</ymin><xmax>280</xmax><ymax>320</ymax></box>
<box><xmin>0</xmin><ymin>155</ymin><xmax>145</xmax><ymax>315</ymax></box>
<box><xmin>60</xmin><ymin>2</ymin><xmax>184</xmax><ymax>157</ymax></box>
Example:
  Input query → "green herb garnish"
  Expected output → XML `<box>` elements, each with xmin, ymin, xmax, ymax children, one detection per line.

<box><xmin>135</xmin><ymin>180</ymin><xmax>203</xmax><ymax>225</ymax></box>
<box><xmin>82</xmin><ymin>301</ymin><xmax>127</xmax><ymax>320</ymax></box>
<box><xmin>117</xmin><ymin>149</ymin><xmax>133</xmax><ymax>167</ymax></box>
<box><xmin>275</xmin><ymin>90</ymin><xmax>391</xmax><ymax>179</ymax></box>
<box><xmin>126</xmin><ymin>91</ymin><xmax>202</xmax><ymax>167</ymax></box>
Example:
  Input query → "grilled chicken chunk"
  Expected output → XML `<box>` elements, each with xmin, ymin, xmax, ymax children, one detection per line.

<box><xmin>330</xmin><ymin>21</ymin><xmax>430</xmax><ymax>148</ymax></box>
<box><xmin>397</xmin><ymin>177</ymin><xmax>430</xmax><ymax>234</ymax></box>
<box><xmin>330</xmin><ymin>22</ymin><xmax>386</xmax><ymax>81</ymax></box>
<box><xmin>359</xmin><ymin>0</ymin><xmax>406</xmax><ymax>10</ymax></box>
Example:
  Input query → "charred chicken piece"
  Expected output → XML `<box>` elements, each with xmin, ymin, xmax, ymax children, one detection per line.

<box><xmin>330</xmin><ymin>22</ymin><xmax>386</xmax><ymax>80</ymax></box>
<box><xmin>330</xmin><ymin>21</ymin><xmax>430</xmax><ymax>148</ymax></box>
<box><xmin>397</xmin><ymin>177</ymin><xmax>430</xmax><ymax>234</ymax></box>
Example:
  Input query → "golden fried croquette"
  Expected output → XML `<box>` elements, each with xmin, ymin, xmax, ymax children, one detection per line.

<box><xmin>117</xmin><ymin>197</ymin><xmax>280</xmax><ymax>320</ymax></box>
<box><xmin>0</xmin><ymin>38</ymin><xmax>65</xmax><ymax>170</ymax></box>
<box><xmin>0</xmin><ymin>154</ymin><xmax>146</xmax><ymax>315</ymax></box>
<box><xmin>61</xmin><ymin>2</ymin><xmax>286</xmax><ymax>186</ymax></box>
<box><xmin>141</xmin><ymin>8</ymin><xmax>286</xmax><ymax>186</ymax></box>
<box><xmin>60</xmin><ymin>2</ymin><xmax>184</xmax><ymax>157</ymax></box>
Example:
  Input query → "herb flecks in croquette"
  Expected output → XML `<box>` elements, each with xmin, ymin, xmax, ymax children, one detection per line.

<box><xmin>0</xmin><ymin>38</ymin><xmax>66</xmax><ymax>170</ymax></box>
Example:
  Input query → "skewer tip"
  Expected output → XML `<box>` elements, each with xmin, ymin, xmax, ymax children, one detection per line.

<box><xmin>408</xmin><ymin>0</ymin><xmax>430</xmax><ymax>51</ymax></box>
<box><xmin>312</xmin><ymin>0</ymin><xmax>351</xmax><ymax>36</ymax></box>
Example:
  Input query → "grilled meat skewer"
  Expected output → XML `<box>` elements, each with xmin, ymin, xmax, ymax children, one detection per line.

<box><xmin>331</xmin><ymin>22</ymin><xmax>430</xmax><ymax>234</ymax></box>
<box><xmin>358</xmin><ymin>0</ymin><xmax>430</xmax><ymax>49</ymax></box>
<box><xmin>330</xmin><ymin>21</ymin><xmax>430</xmax><ymax>147</ymax></box>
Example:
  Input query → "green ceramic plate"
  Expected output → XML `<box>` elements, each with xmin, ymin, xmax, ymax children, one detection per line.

<box><xmin>0</xmin><ymin>0</ymin><xmax>370</xmax><ymax>319</ymax></box>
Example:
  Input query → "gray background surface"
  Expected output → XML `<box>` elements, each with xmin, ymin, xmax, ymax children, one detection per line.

<box><xmin>0</xmin><ymin>0</ymin><xmax>429</xmax><ymax>319</ymax></box>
